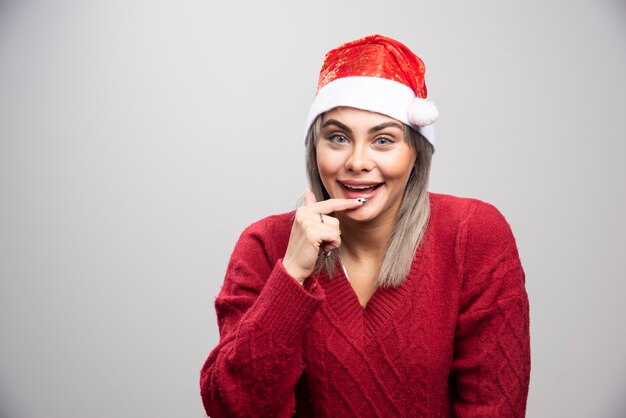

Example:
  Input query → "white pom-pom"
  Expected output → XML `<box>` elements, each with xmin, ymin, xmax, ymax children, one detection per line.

<box><xmin>408</xmin><ymin>98</ymin><xmax>439</xmax><ymax>126</ymax></box>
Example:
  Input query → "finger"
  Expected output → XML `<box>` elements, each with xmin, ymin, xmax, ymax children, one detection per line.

<box><xmin>316</xmin><ymin>226</ymin><xmax>341</xmax><ymax>249</ymax></box>
<box><xmin>320</xmin><ymin>243</ymin><xmax>336</xmax><ymax>255</ymax></box>
<box><xmin>304</xmin><ymin>189</ymin><xmax>317</xmax><ymax>207</ymax></box>
<box><xmin>319</xmin><ymin>238</ymin><xmax>341</xmax><ymax>255</ymax></box>
<box><xmin>320</xmin><ymin>214</ymin><xmax>340</xmax><ymax>228</ymax></box>
<box><xmin>313</xmin><ymin>198</ymin><xmax>364</xmax><ymax>215</ymax></box>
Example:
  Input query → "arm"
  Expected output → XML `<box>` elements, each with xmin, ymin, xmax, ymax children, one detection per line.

<box><xmin>199</xmin><ymin>221</ymin><xmax>325</xmax><ymax>418</ymax></box>
<box><xmin>451</xmin><ymin>201</ymin><xmax>531</xmax><ymax>417</ymax></box>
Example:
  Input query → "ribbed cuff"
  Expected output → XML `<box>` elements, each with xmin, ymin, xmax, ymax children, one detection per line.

<box><xmin>252</xmin><ymin>259</ymin><xmax>325</xmax><ymax>345</ymax></box>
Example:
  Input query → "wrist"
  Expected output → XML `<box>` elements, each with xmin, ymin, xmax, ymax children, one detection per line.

<box><xmin>281</xmin><ymin>258</ymin><xmax>308</xmax><ymax>285</ymax></box>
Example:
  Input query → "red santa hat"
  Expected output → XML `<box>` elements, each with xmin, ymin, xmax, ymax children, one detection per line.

<box><xmin>305</xmin><ymin>34</ymin><xmax>438</xmax><ymax>147</ymax></box>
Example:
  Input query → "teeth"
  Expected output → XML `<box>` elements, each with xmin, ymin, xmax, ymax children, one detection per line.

<box><xmin>343</xmin><ymin>184</ymin><xmax>377</xmax><ymax>190</ymax></box>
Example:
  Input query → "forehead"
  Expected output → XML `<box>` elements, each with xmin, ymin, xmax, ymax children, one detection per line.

<box><xmin>322</xmin><ymin>107</ymin><xmax>403</xmax><ymax>128</ymax></box>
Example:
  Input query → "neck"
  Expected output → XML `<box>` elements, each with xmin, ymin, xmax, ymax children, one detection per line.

<box><xmin>337</xmin><ymin>214</ymin><xmax>396</xmax><ymax>262</ymax></box>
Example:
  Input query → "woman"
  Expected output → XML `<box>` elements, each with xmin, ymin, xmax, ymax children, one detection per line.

<box><xmin>200</xmin><ymin>34</ymin><xmax>530</xmax><ymax>417</ymax></box>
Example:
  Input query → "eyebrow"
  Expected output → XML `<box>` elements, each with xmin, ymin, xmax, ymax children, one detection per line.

<box><xmin>322</xmin><ymin>119</ymin><xmax>404</xmax><ymax>134</ymax></box>
<box><xmin>368</xmin><ymin>122</ymin><xmax>404</xmax><ymax>133</ymax></box>
<box><xmin>322</xmin><ymin>119</ymin><xmax>352</xmax><ymax>133</ymax></box>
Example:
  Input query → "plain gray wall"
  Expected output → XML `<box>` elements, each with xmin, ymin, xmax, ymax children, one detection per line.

<box><xmin>1</xmin><ymin>0</ymin><xmax>625</xmax><ymax>417</ymax></box>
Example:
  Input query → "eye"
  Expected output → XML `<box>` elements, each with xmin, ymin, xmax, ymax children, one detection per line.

<box><xmin>374</xmin><ymin>136</ymin><xmax>394</xmax><ymax>145</ymax></box>
<box><xmin>328</xmin><ymin>134</ymin><xmax>349</xmax><ymax>144</ymax></box>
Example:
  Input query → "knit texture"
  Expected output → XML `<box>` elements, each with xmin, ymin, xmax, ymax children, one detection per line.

<box><xmin>200</xmin><ymin>193</ymin><xmax>530</xmax><ymax>417</ymax></box>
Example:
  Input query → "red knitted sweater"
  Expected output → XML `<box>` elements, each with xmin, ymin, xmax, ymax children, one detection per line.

<box><xmin>200</xmin><ymin>193</ymin><xmax>530</xmax><ymax>417</ymax></box>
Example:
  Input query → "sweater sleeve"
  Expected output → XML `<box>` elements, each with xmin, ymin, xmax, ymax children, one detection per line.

<box><xmin>451</xmin><ymin>201</ymin><xmax>530</xmax><ymax>417</ymax></box>
<box><xmin>199</xmin><ymin>220</ymin><xmax>325</xmax><ymax>418</ymax></box>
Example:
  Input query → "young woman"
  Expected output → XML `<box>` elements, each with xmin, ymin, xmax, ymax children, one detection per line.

<box><xmin>200</xmin><ymin>34</ymin><xmax>530</xmax><ymax>417</ymax></box>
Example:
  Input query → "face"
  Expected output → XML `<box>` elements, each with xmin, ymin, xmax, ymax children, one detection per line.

<box><xmin>316</xmin><ymin>107</ymin><xmax>416</xmax><ymax>224</ymax></box>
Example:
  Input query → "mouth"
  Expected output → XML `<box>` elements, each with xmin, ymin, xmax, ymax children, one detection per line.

<box><xmin>338</xmin><ymin>181</ymin><xmax>383</xmax><ymax>199</ymax></box>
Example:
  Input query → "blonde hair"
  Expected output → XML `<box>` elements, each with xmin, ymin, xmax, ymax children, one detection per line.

<box><xmin>305</xmin><ymin>115</ymin><xmax>434</xmax><ymax>288</ymax></box>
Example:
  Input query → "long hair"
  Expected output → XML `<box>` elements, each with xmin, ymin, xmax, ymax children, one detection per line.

<box><xmin>305</xmin><ymin>115</ymin><xmax>434</xmax><ymax>288</ymax></box>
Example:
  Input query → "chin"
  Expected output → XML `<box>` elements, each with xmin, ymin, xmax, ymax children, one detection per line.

<box><xmin>340</xmin><ymin>204</ymin><xmax>383</xmax><ymax>223</ymax></box>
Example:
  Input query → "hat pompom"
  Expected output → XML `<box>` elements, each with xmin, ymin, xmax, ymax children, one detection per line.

<box><xmin>408</xmin><ymin>98</ymin><xmax>439</xmax><ymax>126</ymax></box>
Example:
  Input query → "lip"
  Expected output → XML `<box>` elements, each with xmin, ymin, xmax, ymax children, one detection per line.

<box><xmin>337</xmin><ymin>180</ymin><xmax>383</xmax><ymax>200</ymax></box>
<box><xmin>338</xmin><ymin>180</ymin><xmax>383</xmax><ymax>186</ymax></box>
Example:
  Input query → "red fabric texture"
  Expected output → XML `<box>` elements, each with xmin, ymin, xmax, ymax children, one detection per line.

<box><xmin>317</xmin><ymin>34</ymin><xmax>428</xmax><ymax>98</ymax></box>
<box><xmin>200</xmin><ymin>193</ymin><xmax>530</xmax><ymax>417</ymax></box>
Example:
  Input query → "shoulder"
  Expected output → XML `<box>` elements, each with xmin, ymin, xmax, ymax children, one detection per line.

<box><xmin>241</xmin><ymin>211</ymin><xmax>295</xmax><ymax>237</ymax></box>
<box><xmin>429</xmin><ymin>192</ymin><xmax>507</xmax><ymax>222</ymax></box>
<box><xmin>431</xmin><ymin>193</ymin><xmax>523</xmax><ymax>296</ymax></box>
<box><xmin>235</xmin><ymin>211</ymin><xmax>295</xmax><ymax>261</ymax></box>
<box><xmin>429</xmin><ymin>192</ymin><xmax>514</xmax><ymax>239</ymax></box>
<box><xmin>428</xmin><ymin>192</ymin><xmax>519</xmax><ymax>265</ymax></box>
<box><xmin>429</xmin><ymin>194</ymin><xmax>525</xmax><ymax>307</ymax></box>
<box><xmin>429</xmin><ymin>196</ymin><xmax>527</xmax><ymax>317</ymax></box>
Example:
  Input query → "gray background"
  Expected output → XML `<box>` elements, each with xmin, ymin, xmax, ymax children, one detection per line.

<box><xmin>1</xmin><ymin>0</ymin><xmax>625</xmax><ymax>417</ymax></box>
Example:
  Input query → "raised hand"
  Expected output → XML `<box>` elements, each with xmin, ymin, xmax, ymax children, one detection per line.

<box><xmin>282</xmin><ymin>190</ymin><xmax>363</xmax><ymax>284</ymax></box>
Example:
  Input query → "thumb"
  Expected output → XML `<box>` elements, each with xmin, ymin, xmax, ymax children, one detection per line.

<box><xmin>304</xmin><ymin>188</ymin><xmax>317</xmax><ymax>206</ymax></box>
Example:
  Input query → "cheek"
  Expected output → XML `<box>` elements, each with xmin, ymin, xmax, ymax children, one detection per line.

<box><xmin>380</xmin><ymin>153</ymin><xmax>415</xmax><ymax>182</ymax></box>
<box><xmin>316</xmin><ymin>148</ymin><xmax>342</xmax><ymax>178</ymax></box>
<box><xmin>315</xmin><ymin>152</ymin><xmax>333</xmax><ymax>195</ymax></box>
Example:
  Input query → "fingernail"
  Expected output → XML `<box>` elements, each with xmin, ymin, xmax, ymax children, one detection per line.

<box><xmin>325</xmin><ymin>250</ymin><xmax>332</xmax><ymax>258</ymax></box>
<box><xmin>355</xmin><ymin>198</ymin><xmax>368</xmax><ymax>203</ymax></box>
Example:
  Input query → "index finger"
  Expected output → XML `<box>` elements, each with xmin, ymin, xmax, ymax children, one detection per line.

<box><xmin>313</xmin><ymin>198</ymin><xmax>364</xmax><ymax>214</ymax></box>
<box><xmin>304</xmin><ymin>189</ymin><xmax>317</xmax><ymax>206</ymax></box>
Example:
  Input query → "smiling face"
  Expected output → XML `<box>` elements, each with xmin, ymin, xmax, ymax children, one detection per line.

<box><xmin>316</xmin><ymin>107</ymin><xmax>417</xmax><ymax>224</ymax></box>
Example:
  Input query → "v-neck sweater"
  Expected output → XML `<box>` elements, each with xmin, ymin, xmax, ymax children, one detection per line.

<box><xmin>200</xmin><ymin>193</ymin><xmax>530</xmax><ymax>417</ymax></box>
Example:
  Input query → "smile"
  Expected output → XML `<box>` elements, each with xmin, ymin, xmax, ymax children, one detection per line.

<box><xmin>341</xmin><ymin>183</ymin><xmax>382</xmax><ymax>190</ymax></box>
<box><xmin>338</xmin><ymin>181</ymin><xmax>383</xmax><ymax>199</ymax></box>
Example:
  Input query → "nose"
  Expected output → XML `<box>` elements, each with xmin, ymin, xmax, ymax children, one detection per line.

<box><xmin>345</xmin><ymin>143</ymin><xmax>374</xmax><ymax>173</ymax></box>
